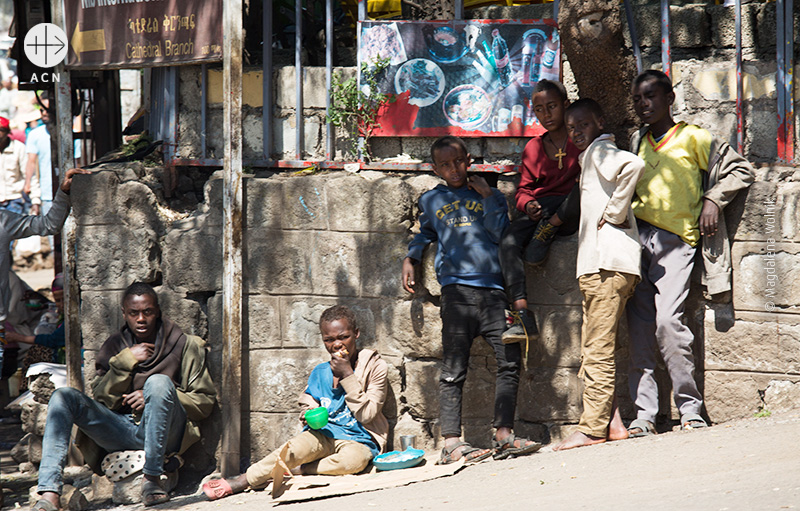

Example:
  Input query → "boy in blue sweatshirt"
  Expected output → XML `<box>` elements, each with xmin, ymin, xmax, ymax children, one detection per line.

<box><xmin>401</xmin><ymin>136</ymin><xmax>540</xmax><ymax>464</ymax></box>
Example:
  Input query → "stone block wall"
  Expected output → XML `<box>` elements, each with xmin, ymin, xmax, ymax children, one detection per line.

<box><xmin>72</xmin><ymin>158</ymin><xmax>800</xmax><ymax>468</ymax></box>
<box><xmin>173</xmin><ymin>1</ymin><xmax>799</xmax><ymax>163</ymax></box>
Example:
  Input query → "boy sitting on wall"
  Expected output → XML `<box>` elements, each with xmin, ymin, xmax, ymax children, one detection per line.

<box><xmin>203</xmin><ymin>305</ymin><xmax>388</xmax><ymax>500</ymax></box>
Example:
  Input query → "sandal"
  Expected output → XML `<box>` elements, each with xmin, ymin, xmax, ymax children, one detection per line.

<box><xmin>627</xmin><ymin>419</ymin><xmax>656</xmax><ymax>438</ymax></box>
<box><xmin>32</xmin><ymin>499</ymin><xmax>59</xmax><ymax>511</ymax></box>
<box><xmin>437</xmin><ymin>441</ymin><xmax>493</xmax><ymax>465</ymax></box>
<box><xmin>492</xmin><ymin>434</ymin><xmax>541</xmax><ymax>460</ymax></box>
<box><xmin>142</xmin><ymin>478</ymin><xmax>170</xmax><ymax>507</ymax></box>
<box><xmin>202</xmin><ymin>479</ymin><xmax>234</xmax><ymax>501</ymax></box>
<box><xmin>681</xmin><ymin>414</ymin><xmax>708</xmax><ymax>431</ymax></box>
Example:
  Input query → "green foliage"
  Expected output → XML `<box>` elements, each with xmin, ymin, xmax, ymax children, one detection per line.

<box><xmin>327</xmin><ymin>57</ymin><xmax>394</xmax><ymax>161</ymax></box>
<box><xmin>754</xmin><ymin>408</ymin><xmax>772</xmax><ymax>418</ymax></box>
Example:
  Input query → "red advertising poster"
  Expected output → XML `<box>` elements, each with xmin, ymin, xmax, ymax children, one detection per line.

<box><xmin>361</xmin><ymin>19</ymin><xmax>560</xmax><ymax>137</ymax></box>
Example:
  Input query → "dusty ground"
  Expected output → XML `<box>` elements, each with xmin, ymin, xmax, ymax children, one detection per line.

<box><xmin>35</xmin><ymin>411</ymin><xmax>791</xmax><ymax>511</ymax></box>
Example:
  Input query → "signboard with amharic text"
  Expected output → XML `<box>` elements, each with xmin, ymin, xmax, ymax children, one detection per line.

<box><xmin>64</xmin><ymin>0</ymin><xmax>222</xmax><ymax>69</ymax></box>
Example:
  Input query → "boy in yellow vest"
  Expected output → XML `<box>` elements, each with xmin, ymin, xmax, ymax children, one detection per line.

<box><xmin>625</xmin><ymin>70</ymin><xmax>754</xmax><ymax>436</ymax></box>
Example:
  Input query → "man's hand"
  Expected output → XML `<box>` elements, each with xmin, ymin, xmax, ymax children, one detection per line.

<box><xmin>598</xmin><ymin>217</ymin><xmax>630</xmax><ymax>230</ymax></box>
<box><xmin>525</xmin><ymin>200</ymin><xmax>543</xmax><ymax>222</ymax></box>
<box><xmin>60</xmin><ymin>168</ymin><xmax>90</xmax><ymax>193</ymax></box>
<box><xmin>467</xmin><ymin>175</ymin><xmax>492</xmax><ymax>198</ymax></box>
<box><xmin>23</xmin><ymin>181</ymin><xmax>31</xmax><ymax>195</ymax></box>
<box><xmin>129</xmin><ymin>343</ymin><xmax>154</xmax><ymax>362</ymax></box>
<box><xmin>402</xmin><ymin>257</ymin><xmax>418</xmax><ymax>294</ymax></box>
<box><xmin>31</xmin><ymin>204</ymin><xmax>40</xmax><ymax>216</ymax></box>
<box><xmin>699</xmin><ymin>199</ymin><xmax>720</xmax><ymax>237</ymax></box>
<box><xmin>329</xmin><ymin>351</ymin><xmax>354</xmax><ymax>379</ymax></box>
<box><xmin>122</xmin><ymin>390</ymin><xmax>145</xmax><ymax>412</ymax></box>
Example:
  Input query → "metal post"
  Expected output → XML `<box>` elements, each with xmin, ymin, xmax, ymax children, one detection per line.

<box><xmin>325</xmin><ymin>0</ymin><xmax>333</xmax><ymax>158</ymax></box>
<box><xmin>623</xmin><ymin>0</ymin><xmax>643</xmax><ymax>74</ymax></box>
<box><xmin>357</xmin><ymin>0</ymin><xmax>366</xmax><ymax>161</ymax></box>
<box><xmin>221</xmin><ymin>0</ymin><xmax>244</xmax><ymax>479</ymax></box>
<box><xmin>264</xmin><ymin>0</ymin><xmax>273</xmax><ymax>159</ymax></box>
<box><xmin>553</xmin><ymin>0</ymin><xmax>560</xmax><ymax>21</ymax></box>
<box><xmin>455</xmin><ymin>0</ymin><xmax>463</xmax><ymax>20</ymax></box>
<box><xmin>660</xmin><ymin>0</ymin><xmax>671</xmax><ymax>78</ymax></box>
<box><xmin>52</xmin><ymin>0</ymin><xmax>80</xmax><ymax>391</ymax></box>
<box><xmin>783</xmin><ymin>0</ymin><xmax>794</xmax><ymax>161</ymax></box>
<box><xmin>201</xmin><ymin>64</ymin><xmax>207</xmax><ymax>158</ymax></box>
<box><xmin>735</xmin><ymin>0</ymin><xmax>743</xmax><ymax>154</ymax></box>
<box><xmin>777</xmin><ymin>0</ymin><xmax>788</xmax><ymax>161</ymax></box>
<box><xmin>295</xmin><ymin>0</ymin><xmax>303</xmax><ymax>160</ymax></box>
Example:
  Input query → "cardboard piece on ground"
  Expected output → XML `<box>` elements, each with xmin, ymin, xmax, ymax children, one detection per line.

<box><xmin>271</xmin><ymin>444</ymin><xmax>291</xmax><ymax>499</ymax></box>
<box><xmin>270</xmin><ymin>454</ymin><xmax>465</xmax><ymax>504</ymax></box>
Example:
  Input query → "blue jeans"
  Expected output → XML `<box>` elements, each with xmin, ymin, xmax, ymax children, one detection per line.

<box><xmin>38</xmin><ymin>374</ymin><xmax>187</xmax><ymax>494</ymax></box>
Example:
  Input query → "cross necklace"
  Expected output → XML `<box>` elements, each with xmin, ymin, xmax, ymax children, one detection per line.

<box><xmin>547</xmin><ymin>134</ymin><xmax>568</xmax><ymax>169</ymax></box>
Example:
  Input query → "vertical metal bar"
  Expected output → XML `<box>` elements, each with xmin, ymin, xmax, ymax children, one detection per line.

<box><xmin>661</xmin><ymin>0</ymin><xmax>671</xmax><ymax>78</ymax></box>
<box><xmin>784</xmin><ymin>0</ymin><xmax>794</xmax><ymax>161</ymax></box>
<box><xmin>357</xmin><ymin>0</ymin><xmax>366</xmax><ymax>161</ymax></box>
<box><xmin>455</xmin><ymin>0</ymin><xmax>463</xmax><ymax>20</ymax></box>
<box><xmin>52</xmin><ymin>0</ymin><xmax>80</xmax><ymax>392</ymax></box>
<box><xmin>325</xmin><ymin>0</ymin><xmax>333</xmax><ymax>159</ymax></box>
<box><xmin>221</xmin><ymin>0</ymin><xmax>244</xmax><ymax>479</ymax></box>
<box><xmin>623</xmin><ymin>0</ymin><xmax>643</xmax><ymax>74</ymax></box>
<box><xmin>553</xmin><ymin>0</ymin><xmax>560</xmax><ymax>21</ymax></box>
<box><xmin>735</xmin><ymin>0</ymin><xmax>743</xmax><ymax>154</ymax></box>
<box><xmin>201</xmin><ymin>64</ymin><xmax>208</xmax><ymax>159</ymax></box>
<box><xmin>264</xmin><ymin>0</ymin><xmax>273</xmax><ymax>159</ymax></box>
<box><xmin>295</xmin><ymin>0</ymin><xmax>303</xmax><ymax>159</ymax></box>
<box><xmin>777</xmin><ymin>0</ymin><xmax>786</xmax><ymax>161</ymax></box>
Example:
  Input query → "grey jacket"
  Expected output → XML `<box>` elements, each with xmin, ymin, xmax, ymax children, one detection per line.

<box><xmin>631</xmin><ymin>127</ymin><xmax>755</xmax><ymax>295</ymax></box>
<box><xmin>0</xmin><ymin>189</ymin><xmax>70</xmax><ymax>320</ymax></box>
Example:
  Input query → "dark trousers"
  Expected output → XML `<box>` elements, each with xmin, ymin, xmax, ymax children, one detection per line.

<box><xmin>439</xmin><ymin>284</ymin><xmax>521</xmax><ymax>437</ymax></box>
<box><xmin>499</xmin><ymin>184</ymin><xmax>581</xmax><ymax>303</ymax></box>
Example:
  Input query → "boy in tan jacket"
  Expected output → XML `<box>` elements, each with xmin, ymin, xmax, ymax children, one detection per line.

<box><xmin>203</xmin><ymin>305</ymin><xmax>388</xmax><ymax>500</ymax></box>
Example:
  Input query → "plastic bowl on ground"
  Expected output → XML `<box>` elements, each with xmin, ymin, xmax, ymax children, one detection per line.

<box><xmin>305</xmin><ymin>407</ymin><xmax>329</xmax><ymax>430</ymax></box>
<box><xmin>372</xmin><ymin>447</ymin><xmax>426</xmax><ymax>471</ymax></box>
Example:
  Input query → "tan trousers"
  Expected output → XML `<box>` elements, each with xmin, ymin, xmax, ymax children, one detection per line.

<box><xmin>245</xmin><ymin>430</ymin><xmax>373</xmax><ymax>489</ymax></box>
<box><xmin>577</xmin><ymin>271</ymin><xmax>639</xmax><ymax>438</ymax></box>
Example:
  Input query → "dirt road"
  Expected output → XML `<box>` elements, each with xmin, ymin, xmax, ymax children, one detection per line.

<box><xmin>160</xmin><ymin>412</ymin><xmax>800</xmax><ymax>511</ymax></box>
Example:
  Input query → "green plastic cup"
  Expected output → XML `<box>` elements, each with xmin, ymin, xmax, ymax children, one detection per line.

<box><xmin>305</xmin><ymin>407</ymin><xmax>329</xmax><ymax>430</ymax></box>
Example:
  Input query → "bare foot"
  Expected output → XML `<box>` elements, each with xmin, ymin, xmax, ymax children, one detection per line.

<box><xmin>607</xmin><ymin>399</ymin><xmax>629</xmax><ymax>442</ymax></box>
<box><xmin>553</xmin><ymin>431</ymin><xmax>606</xmax><ymax>451</ymax></box>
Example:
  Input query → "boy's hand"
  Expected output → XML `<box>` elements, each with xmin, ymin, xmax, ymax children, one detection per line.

<box><xmin>122</xmin><ymin>390</ymin><xmax>145</xmax><ymax>412</ymax></box>
<box><xmin>329</xmin><ymin>351</ymin><xmax>354</xmax><ymax>379</ymax></box>
<box><xmin>467</xmin><ymin>175</ymin><xmax>492</xmax><ymax>198</ymax></box>
<box><xmin>129</xmin><ymin>343</ymin><xmax>155</xmax><ymax>362</ymax></box>
<box><xmin>598</xmin><ymin>217</ymin><xmax>630</xmax><ymax>230</ymax></box>
<box><xmin>699</xmin><ymin>199</ymin><xmax>720</xmax><ymax>236</ymax></box>
<box><xmin>402</xmin><ymin>257</ymin><xmax>418</xmax><ymax>294</ymax></box>
<box><xmin>60</xmin><ymin>168</ymin><xmax>91</xmax><ymax>193</ymax></box>
<box><xmin>525</xmin><ymin>200</ymin><xmax>542</xmax><ymax>222</ymax></box>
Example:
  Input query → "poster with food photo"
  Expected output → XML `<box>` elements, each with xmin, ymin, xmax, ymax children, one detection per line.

<box><xmin>360</xmin><ymin>19</ymin><xmax>561</xmax><ymax>137</ymax></box>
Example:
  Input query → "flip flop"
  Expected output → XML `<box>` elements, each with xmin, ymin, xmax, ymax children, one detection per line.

<box><xmin>627</xmin><ymin>419</ymin><xmax>656</xmax><ymax>438</ymax></box>
<box><xmin>437</xmin><ymin>441</ymin><xmax>493</xmax><ymax>465</ymax></box>
<box><xmin>492</xmin><ymin>433</ymin><xmax>542</xmax><ymax>460</ymax></box>
<box><xmin>681</xmin><ymin>414</ymin><xmax>708</xmax><ymax>430</ymax></box>
<box><xmin>142</xmin><ymin>478</ymin><xmax>169</xmax><ymax>507</ymax></box>
<box><xmin>202</xmin><ymin>479</ymin><xmax>234</xmax><ymax>501</ymax></box>
<box><xmin>32</xmin><ymin>499</ymin><xmax>59</xmax><ymax>511</ymax></box>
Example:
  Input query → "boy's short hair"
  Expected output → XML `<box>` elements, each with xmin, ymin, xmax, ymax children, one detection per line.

<box><xmin>320</xmin><ymin>305</ymin><xmax>359</xmax><ymax>332</ymax></box>
<box><xmin>533</xmin><ymin>79</ymin><xmax>568</xmax><ymax>102</ymax></box>
<box><xmin>565</xmin><ymin>98</ymin><xmax>605</xmax><ymax>120</ymax></box>
<box><xmin>633</xmin><ymin>69</ymin><xmax>673</xmax><ymax>94</ymax></box>
<box><xmin>430</xmin><ymin>136</ymin><xmax>468</xmax><ymax>164</ymax></box>
<box><xmin>122</xmin><ymin>282</ymin><xmax>159</xmax><ymax>307</ymax></box>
